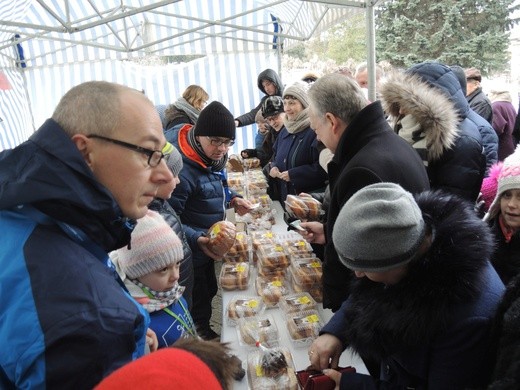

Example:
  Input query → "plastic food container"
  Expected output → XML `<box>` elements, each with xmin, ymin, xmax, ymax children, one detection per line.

<box><xmin>226</xmin><ymin>295</ymin><xmax>266</xmax><ymax>326</ymax></box>
<box><xmin>219</xmin><ymin>262</ymin><xmax>250</xmax><ymax>291</ymax></box>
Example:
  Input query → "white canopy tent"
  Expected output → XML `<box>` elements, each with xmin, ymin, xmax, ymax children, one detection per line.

<box><xmin>0</xmin><ymin>0</ymin><xmax>384</xmax><ymax>152</ymax></box>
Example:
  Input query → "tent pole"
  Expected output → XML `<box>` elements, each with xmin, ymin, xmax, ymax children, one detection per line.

<box><xmin>366</xmin><ymin>0</ymin><xmax>376</xmax><ymax>101</ymax></box>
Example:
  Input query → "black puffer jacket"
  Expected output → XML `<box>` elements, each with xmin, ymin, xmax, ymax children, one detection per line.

<box><xmin>405</xmin><ymin>62</ymin><xmax>486</xmax><ymax>202</ymax></box>
<box><xmin>235</xmin><ymin>68</ymin><xmax>284</xmax><ymax>127</ymax></box>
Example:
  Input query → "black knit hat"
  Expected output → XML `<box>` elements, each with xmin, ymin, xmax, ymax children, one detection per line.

<box><xmin>193</xmin><ymin>101</ymin><xmax>236</xmax><ymax>140</ymax></box>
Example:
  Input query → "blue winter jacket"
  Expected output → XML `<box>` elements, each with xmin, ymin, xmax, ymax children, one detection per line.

<box><xmin>407</xmin><ymin>62</ymin><xmax>487</xmax><ymax>202</ymax></box>
<box><xmin>0</xmin><ymin>119</ymin><xmax>149</xmax><ymax>389</ymax></box>
<box><xmin>165</xmin><ymin>124</ymin><xmax>238</xmax><ymax>268</ymax></box>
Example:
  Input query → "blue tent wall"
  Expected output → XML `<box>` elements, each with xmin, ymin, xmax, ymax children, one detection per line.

<box><xmin>21</xmin><ymin>51</ymin><xmax>277</xmax><ymax>154</ymax></box>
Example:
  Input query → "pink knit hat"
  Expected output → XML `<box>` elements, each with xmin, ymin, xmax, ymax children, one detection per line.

<box><xmin>480</xmin><ymin>162</ymin><xmax>503</xmax><ymax>213</ymax></box>
<box><xmin>484</xmin><ymin>145</ymin><xmax>520</xmax><ymax>221</ymax></box>
<box><xmin>116</xmin><ymin>210</ymin><xmax>183</xmax><ymax>279</ymax></box>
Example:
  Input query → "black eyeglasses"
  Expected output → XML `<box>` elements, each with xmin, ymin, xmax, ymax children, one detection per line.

<box><xmin>87</xmin><ymin>135</ymin><xmax>173</xmax><ymax>167</ymax></box>
<box><xmin>206</xmin><ymin>136</ymin><xmax>235</xmax><ymax>147</ymax></box>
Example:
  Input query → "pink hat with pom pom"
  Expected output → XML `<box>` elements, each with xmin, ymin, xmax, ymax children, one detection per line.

<box><xmin>480</xmin><ymin>162</ymin><xmax>503</xmax><ymax>213</ymax></box>
<box><xmin>484</xmin><ymin>146</ymin><xmax>520</xmax><ymax>221</ymax></box>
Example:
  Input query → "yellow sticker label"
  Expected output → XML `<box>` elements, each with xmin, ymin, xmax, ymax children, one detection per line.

<box><xmin>297</xmin><ymin>296</ymin><xmax>311</xmax><ymax>304</ymax></box>
<box><xmin>307</xmin><ymin>314</ymin><xmax>319</xmax><ymax>323</ymax></box>
<box><xmin>310</xmin><ymin>261</ymin><xmax>321</xmax><ymax>268</ymax></box>
<box><xmin>270</xmin><ymin>280</ymin><xmax>282</xmax><ymax>287</ymax></box>
<box><xmin>246</xmin><ymin>299</ymin><xmax>259</xmax><ymax>308</ymax></box>
<box><xmin>235</xmin><ymin>265</ymin><xmax>246</xmax><ymax>273</ymax></box>
<box><xmin>255</xmin><ymin>365</ymin><xmax>263</xmax><ymax>377</ymax></box>
<box><xmin>274</xmin><ymin>244</ymin><xmax>283</xmax><ymax>251</ymax></box>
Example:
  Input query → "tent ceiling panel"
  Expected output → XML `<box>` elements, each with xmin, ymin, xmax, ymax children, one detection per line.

<box><xmin>0</xmin><ymin>0</ymin><xmax>378</xmax><ymax>67</ymax></box>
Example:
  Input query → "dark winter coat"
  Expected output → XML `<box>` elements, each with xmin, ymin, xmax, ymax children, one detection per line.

<box><xmin>323</xmin><ymin>101</ymin><xmax>430</xmax><ymax>311</ymax></box>
<box><xmin>468</xmin><ymin>108</ymin><xmax>499</xmax><ymax>172</ymax></box>
<box><xmin>468</xmin><ymin>86</ymin><xmax>494</xmax><ymax>124</ymax></box>
<box><xmin>0</xmin><ymin>119</ymin><xmax>149</xmax><ymax>389</ymax></box>
<box><xmin>165</xmin><ymin>124</ymin><xmax>237</xmax><ymax>268</ymax></box>
<box><xmin>491</xmin><ymin>99</ymin><xmax>518</xmax><ymax>161</ymax></box>
<box><xmin>405</xmin><ymin>62</ymin><xmax>487</xmax><ymax>202</ymax></box>
<box><xmin>381</xmin><ymin>69</ymin><xmax>488</xmax><ymax>202</ymax></box>
<box><xmin>235</xmin><ymin>68</ymin><xmax>284</xmax><ymax>127</ymax></box>
<box><xmin>270</xmin><ymin>126</ymin><xmax>327</xmax><ymax>203</ymax></box>
<box><xmin>488</xmin><ymin>273</ymin><xmax>520</xmax><ymax>389</ymax></box>
<box><xmin>323</xmin><ymin>190</ymin><xmax>505</xmax><ymax>389</ymax></box>
<box><xmin>149</xmin><ymin>198</ymin><xmax>194</xmax><ymax>310</ymax></box>
<box><xmin>489</xmin><ymin>217</ymin><xmax>520</xmax><ymax>285</ymax></box>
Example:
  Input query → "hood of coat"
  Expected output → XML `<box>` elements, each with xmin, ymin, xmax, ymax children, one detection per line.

<box><xmin>342</xmin><ymin>189</ymin><xmax>494</xmax><ymax>361</ymax></box>
<box><xmin>380</xmin><ymin>71</ymin><xmax>460</xmax><ymax>161</ymax></box>
<box><xmin>0</xmin><ymin>119</ymin><xmax>134</xmax><ymax>252</ymax></box>
<box><xmin>406</xmin><ymin>62</ymin><xmax>470</xmax><ymax>121</ymax></box>
<box><xmin>257</xmin><ymin>68</ymin><xmax>284</xmax><ymax>96</ymax></box>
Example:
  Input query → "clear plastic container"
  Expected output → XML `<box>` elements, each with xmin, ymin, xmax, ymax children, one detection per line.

<box><xmin>237</xmin><ymin>314</ymin><xmax>279</xmax><ymax>348</ymax></box>
<box><xmin>257</xmin><ymin>243</ymin><xmax>290</xmax><ymax>274</ymax></box>
<box><xmin>219</xmin><ymin>262</ymin><xmax>250</xmax><ymax>291</ymax></box>
<box><xmin>278</xmin><ymin>292</ymin><xmax>317</xmax><ymax>315</ymax></box>
<box><xmin>223</xmin><ymin>231</ymin><xmax>250</xmax><ymax>263</ymax></box>
<box><xmin>255</xmin><ymin>275</ymin><xmax>290</xmax><ymax>307</ymax></box>
<box><xmin>286</xmin><ymin>310</ymin><xmax>323</xmax><ymax>347</ymax></box>
<box><xmin>289</xmin><ymin>258</ymin><xmax>323</xmax><ymax>286</ymax></box>
<box><xmin>226</xmin><ymin>295</ymin><xmax>266</xmax><ymax>326</ymax></box>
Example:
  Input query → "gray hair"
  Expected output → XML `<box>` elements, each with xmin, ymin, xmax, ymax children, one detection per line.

<box><xmin>308</xmin><ymin>73</ymin><xmax>368</xmax><ymax>125</ymax></box>
<box><xmin>52</xmin><ymin>81</ymin><xmax>148</xmax><ymax>137</ymax></box>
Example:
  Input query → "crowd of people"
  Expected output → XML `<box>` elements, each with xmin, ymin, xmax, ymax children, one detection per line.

<box><xmin>0</xmin><ymin>60</ymin><xmax>519</xmax><ymax>389</ymax></box>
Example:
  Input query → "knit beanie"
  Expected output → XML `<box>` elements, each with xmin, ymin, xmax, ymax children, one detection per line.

<box><xmin>167</xmin><ymin>145</ymin><xmax>183</xmax><ymax>177</ymax></box>
<box><xmin>193</xmin><ymin>101</ymin><xmax>235</xmax><ymax>140</ymax></box>
<box><xmin>480</xmin><ymin>162</ymin><xmax>503</xmax><ymax>213</ymax></box>
<box><xmin>262</xmin><ymin>96</ymin><xmax>284</xmax><ymax>118</ymax></box>
<box><xmin>333</xmin><ymin>182</ymin><xmax>426</xmax><ymax>272</ymax></box>
<box><xmin>95</xmin><ymin>348</ymin><xmax>221</xmax><ymax>390</ymax></box>
<box><xmin>116</xmin><ymin>210</ymin><xmax>184</xmax><ymax>279</ymax></box>
<box><xmin>484</xmin><ymin>145</ymin><xmax>520</xmax><ymax>221</ymax></box>
<box><xmin>283</xmin><ymin>82</ymin><xmax>309</xmax><ymax>108</ymax></box>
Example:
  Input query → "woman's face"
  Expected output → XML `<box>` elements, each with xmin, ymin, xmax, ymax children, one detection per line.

<box><xmin>283</xmin><ymin>97</ymin><xmax>304</xmax><ymax>120</ymax></box>
<box><xmin>262</xmin><ymin>80</ymin><xmax>277</xmax><ymax>96</ymax></box>
<box><xmin>500</xmin><ymin>189</ymin><xmax>520</xmax><ymax>230</ymax></box>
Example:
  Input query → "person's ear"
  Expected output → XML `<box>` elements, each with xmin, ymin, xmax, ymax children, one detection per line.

<box><xmin>71</xmin><ymin>134</ymin><xmax>94</xmax><ymax>167</ymax></box>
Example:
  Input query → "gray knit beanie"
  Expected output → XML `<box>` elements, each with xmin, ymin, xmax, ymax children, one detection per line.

<box><xmin>116</xmin><ymin>210</ymin><xmax>184</xmax><ymax>279</ymax></box>
<box><xmin>283</xmin><ymin>82</ymin><xmax>309</xmax><ymax>108</ymax></box>
<box><xmin>333</xmin><ymin>183</ymin><xmax>426</xmax><ymax>272</ymax></box>
<box><xmin>166</xmin><ymin>145</ymin><xmax>183</xmax><ymax>177</ymax></box>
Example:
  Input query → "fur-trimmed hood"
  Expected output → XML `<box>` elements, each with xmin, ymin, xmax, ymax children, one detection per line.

<box><xmin>342</xmin><ymin>189</ymin><xmax>495</xmax><ymax>362</ymax></box>
<box><xmin>380</xmin><ymin>71</ymin><xmax>459</xmax><ymax>161</ymax></box>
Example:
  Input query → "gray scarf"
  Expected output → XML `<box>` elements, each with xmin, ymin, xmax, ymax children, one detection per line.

<box><xmin>174</xmin><ymin>97</ymin><xmax>201</xmax><ymax>124</ymax></box>
<box><xmin>187</xmin><ymin>128</ymin><xmax>228</xmax><ymax>172</ymax></box>
<box><xmin>284</xmin><ymin>108</ymin><xmax>311</xmax><ymax>134</ymax></box>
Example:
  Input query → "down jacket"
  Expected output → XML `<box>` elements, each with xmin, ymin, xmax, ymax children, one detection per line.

<box><xmin>0</xmin><ymin>119</ymin><xmax>149</xmax><ymax>389</ymax></box>
<box><xmin>381</xmin><ymin>67</ymin><xmax>486</xmax><ymax>202</ymax></box>
<box><xmin>323</xmin><ymin>190</ymin><xmax>505</xmax><ymax>389</ymax></box>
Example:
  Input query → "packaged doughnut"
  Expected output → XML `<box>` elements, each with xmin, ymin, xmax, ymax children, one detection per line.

<box><xmin>237</xmin><ymin>314</ymin><xmax>279</xmax><ymax>348</ymax></box>
<box><xmin>219</xmin><ymin>262</ymin><xmax>250</xmax><ymax>291</ymax></box>
<box><xmin>286</xmin><ymin>310</ymin><xmax>323</xmax><ymax>347</ymax></box>
<box><xmin>255</xmin><ymin>275</ymin><xmax>289</xmax><ymax>307</ymax></box>
<box><xmin>226</xmin><ymin>296</ymin><xmax>265</xmax><ymax>326</ymax></box>
<box><xmin>257</xmin><ymin>243</ymin><xmax>290</xmax><ymax>274</ymax></box>
<box><xmin>278</xmin><ymin>292</ymin><xmax>317</xmax><ymax>315</ymax></box>
<box><xmin>223</xmin><ymin>231</ymin><xmax>250</xmax><ymax>263</ymax></box>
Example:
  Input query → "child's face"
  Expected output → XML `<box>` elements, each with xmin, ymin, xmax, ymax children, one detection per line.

<box><xmin>500</xmin><ymin>189</ymin><xmax>520</xmax><ymax>230</ymax></box>
<box><xmin>138</xmin><ymin>263</ymin><xmax>180</xmax><ymax>292</ymax></box>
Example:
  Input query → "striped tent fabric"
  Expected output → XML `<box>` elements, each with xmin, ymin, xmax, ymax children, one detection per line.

<box><xmin>0</xmin><ymin>0</ymin><xmax>367</xmax><ymax>151</ymax></box>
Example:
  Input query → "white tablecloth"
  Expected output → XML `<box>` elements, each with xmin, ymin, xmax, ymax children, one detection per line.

<box><xmin>221</xmin><ymin>201</ymin><xmax>368</xmax><ymax>389</ymax></box>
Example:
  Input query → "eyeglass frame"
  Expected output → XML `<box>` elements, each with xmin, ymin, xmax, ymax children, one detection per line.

<box><xmin>86</xmin><ymin>134</ymin><xmax>173</xmax><ymax>167</ymax></box>
<box><xmin>205</xmin><ymin>136</ymin><xmax>235</xmax><ymax>147</ymax></box>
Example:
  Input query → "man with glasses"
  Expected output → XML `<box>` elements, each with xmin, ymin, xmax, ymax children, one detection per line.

<box><xmin>0</xmin><ymin>81</ymin><xmax>174</xmax><ymax>388</ymax></box>
<box><xmin>166</xmin><ymin>101</ymin><xmax>253</xmax><ymax>340</ymax></box>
